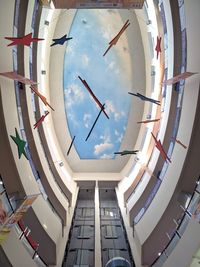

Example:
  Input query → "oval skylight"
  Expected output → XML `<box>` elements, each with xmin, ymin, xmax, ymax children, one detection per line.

<box><xmin>63</xmin><ymin>9</ymin><xmax>135</xmax><ymax>159</ymax></box>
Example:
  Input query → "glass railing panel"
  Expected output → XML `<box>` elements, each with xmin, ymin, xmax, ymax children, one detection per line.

<box><xmin>152</xmin><ymin>252</ymin><xmax>168</xmax><ymax>267</ymax></box>
<box><xmin>1</xmin><ymin>193</ymin><xmax>13</xmax><ymax>217</ymax></box>
<box><xmin>177</xmin><ymin>213</ymin><xmax>190</xmax><ymax>236</ymax></box>
<box><xmin>164</xmin><ymin>233</ymin><xmax>180</xmax><ymax>257</ymax></box>
<box><xmin>187</xmin><ymin>192</ymin><xmax>199</xmax><ymax>214</ymax></box>
<box><xmin>34</xmin><ymin>256</ymin><xmax>47</xmax><ymax>267</ymax></box>
<box><xmin>196</xmin><ymin>181</ymin><xmax>200</xmax><ymax>193</ymax></box>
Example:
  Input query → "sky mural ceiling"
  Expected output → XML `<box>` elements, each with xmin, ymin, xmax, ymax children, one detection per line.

<box><xmin>63</xmin><ymin>9</ymin><xmax>134</xmax><ymax>159</ymax></box>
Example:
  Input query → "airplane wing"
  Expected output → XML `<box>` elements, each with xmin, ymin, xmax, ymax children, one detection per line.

<box><xmin>30</xmin><ymin>85</ymin><xmax>54</xmax><ymax>111</ymax></box>
<box><xmin>155</xmin><ymin>36</ymin><xmax>162</xmax><ymax>59</ymax></box>
<box><xmin>5</xmin><ymin>33</ymin><xmax>43</xmax><ymax>47</ymax></box>
<box><xmin>103</xmin><ymin>44</ymin><xmax>113</xmax><ymax>57</ymax></box>
<box><xmin>78</xmin><ymin>76</ymin><xmax>109</xmax><ymax>119</ymax></box>
<box><xmin>128</xmin><ymin>92</ymin><xmax>137</xmax><ymax>97</ymax></box>
<box><xmin>109</xmin><ymin>20</ymin><xmax>130</xmax><ymax>45</ymax></box>
<box><xmin>52</xmin><ymin>34</ymin><xmax>67</xmax><ymax>42</ymax></box>
<box><xmin>34</xmin><ymin>112</ymin><xmax>49</xmax><ymax>129</ymax></box>
<box><xmin>103</xmin><ymin>20</ymin><xmax>130</xmax><ymax>56</ymax></box>
<box><xmin>67</xmin><ymin>136</ymin><xmax>76</xmax><ymax>156</ymax></box>
<box><xmin>137</xmin><ymin>118</ymin><xmax>160</xmax><ymax>124</ymax></box>
<box><xmin>151</xmin><ymin>132</ymin><xmax>171</xmax><ymax>162</ymax></box>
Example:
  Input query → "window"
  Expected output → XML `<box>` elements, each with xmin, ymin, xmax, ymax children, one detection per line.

<box><xmin>77</xmin><ymin>225</ymin><xmax>93</xmax><ymax>239</ymax></box>
<box><xmin>108</xmin><ymin>249</ymin><xmax>121</xmax><ymax>259</ymax></box>
<box><xmin>101</xmin><ymin>208</ymin><xmax>119</xmax><ymax>218</ymax></box>
<box><xmin>75</xmin><ymin>249</ymin><xmax>90</xmax><ymax>266</ymax></box>
<box><xmin>105</xmin><ymin>225</ymin><xmax>119</xmax><ymax>239</ymax></box>
<box><xmin>76</xmin><ymin>208</ymin><xmax>94</xmax><ymax>218</ymax></box>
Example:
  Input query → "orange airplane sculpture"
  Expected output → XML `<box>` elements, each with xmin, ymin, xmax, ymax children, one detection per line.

<box><xmin>103</xmin><ymin>19</ymin><xmax>130</xmax><ymax>56</ymax></box>
<box><xmin>151</xmin><ymin>132</ymin><xmax>171</xmax><ymax>163</ymax></box>
<box><xmin>0</xmin><ymin>71</ymin><xmax>36</xmax><ymax>85</ymax></box>
<box><xmin>137</xmin><ymin>118</ymin><xmax>160</xmax><ymax>124</ymax></box>
<box><xmin>155</xmin><ymin>36</ymin><xmax>162</xmax><ymax>59</ymax></box>
<box><xmin>5</xmin><ymin>33</ymin><xmax>44</xmax><ymax>47</ymax></box>
<box><xmin>171</xmin><ymin>137</ymin><xmax>187</xmax><ymax>149</ymax></box>
<box><xmin>33</xmin><ymin>111</ymin><xmax>50</xmax><ymax>129</ymax></box>
<box><xmin>162</xmin><ymin>72</ymin><xmax>197</xmax><ymax>85</ymax></box>
<box><xmin>30</xmin><ymin>85</ymin><xmax>54</xmax><ymax>111</ymax></box>
<box><xmin>78</xmin><ymin>76</ymin><xmax>109</xmax><ymax>119</ymax></box>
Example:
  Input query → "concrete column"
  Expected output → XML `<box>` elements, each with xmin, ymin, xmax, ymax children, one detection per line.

<box><xmin>116</xmin><ymin>187</ymin><xmax>142</xmax><ymax>267</ymax></box>
<box><xmin>95</xmin><ymin>182</ymin><xmax>101</xmax><ymax>267</ymax></box>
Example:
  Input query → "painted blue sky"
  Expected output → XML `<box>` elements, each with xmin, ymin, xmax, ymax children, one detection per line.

<box><xmin>63</xmin><ymin>9</ymin><xmax>133</xmax><ymax>159</ymax></box>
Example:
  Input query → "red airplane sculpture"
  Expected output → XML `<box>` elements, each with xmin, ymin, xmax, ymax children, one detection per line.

<box><xmin>30</xmin><ymin>85</ymin><xmax>54</xmax><ymax>111</ymax></box>
<box><xmin>155</xmin><ymin>36</ymin><xmax>162</xmax><ymax>59</ymax></box>
<box><xmin>33</xmin><ymin>111</ymin><xmax>49</xmax><ymax>129</ymax></box>
<box><xmin>137</xmin><ymin>118</ymin><xmax>160</xmax><ymax>124</ymax></box>
<box><xmin>78</xmin><ymin>76</ymin><xmax>109</xmax><ymax>119</ymax></box>
<box><xmin>5</xmin><ymin>33</ymin><xmax>44</xmax><ymax>47</ymax></box>
<box><xmin>103</xmin><ymin>19</ymin><xmax>130</xmax><ymax>57</ymax></box>
<box><xmin>151</xmin><ymin>132</ymin><xmax>171</xmax><ymax>163</ymax></box>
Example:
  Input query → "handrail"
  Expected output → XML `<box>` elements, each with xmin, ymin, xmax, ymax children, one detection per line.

<box><xmin>150</xmin><ymin>176</ymin><xmax>200</xmax><ymax>266</ymax></box>
<box><xmin>0</xmin><ymin>178</ymin><xmax>48</xmax><ymax>266</ymax></box>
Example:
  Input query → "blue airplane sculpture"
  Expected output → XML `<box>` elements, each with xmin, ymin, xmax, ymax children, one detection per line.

<box><xmin>50</xmin><ymin>34</ymin><xmax>72</xmax><ymax>47</ymax></box>
<box><xmin>128</xmin><ymin>92</ymin><xmax>160</xmax><ymax>105</ymax></box>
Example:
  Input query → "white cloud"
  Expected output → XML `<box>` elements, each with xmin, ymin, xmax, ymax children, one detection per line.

<box><xmin>100</xmin><ymin>130</ymin><xmax>111</xmax><ymax>143</ymax></box>
<box><xmin>114</xmin><ymin>129</ymin><xmax>123</xmax><ymax>143</ymax></box>
<box><xmin>64</xmin><ymin>84</ymin><xmax>85</xmax><ymax>108</ymax></box>
<box><xmin>94</xmin><ymin>142</ymin><xmax>113</xmax><ymax>155</ymax></box>
<box><xmin>83</xmin><ymin>113</ymin><xmax>92</xmax><ymax>128</ymax></box>
<box><xmin>66</xmin><ymin>46</ymin><xmax>73</xmax><ymax>54</ymax></box>
<box><xmin>105</xmin><ymin>100</ymin><xmax>125</xmax><ymax>122</ymax></box>
<box><xmin>82</xmin><ymin>54</ymin><xmax>90</xmax><ymax>67</ymax></box>
<box><xmin>115</xmin><ymin>68</ymin><xmax>120</xmax><ymax>74</ymax></box>
<box><xmin>107</xmin><ymin>61</ymin><xmax>115</xmax><ymax>70</ymax></box>
<box><xmin>101</xmin><ymin>28</ymin><xmax>112</xmax><ymax>41</ymax></box>
<box><xmin>100</xmin><ymin>153</ymin><xmax>113</xmax><ymax>159</ymax></box>
<box><xmin>114</xmin><ymin>110</ymin><xmax>125</xmax><ymax>122</ymax></box>
<box><xmin>67</xmin><ymin>112</ymin><xmax>79</xmax><ymax>128</ymax></box>
<box><xmin>117</xmin><ymin>133</ymin><xmax>123</xmax><ymax>143</ymax></box>
<box><xmin>114</xmin><ymin>129</ymin><xmax>119</xmax><ymax>136</ymax></box>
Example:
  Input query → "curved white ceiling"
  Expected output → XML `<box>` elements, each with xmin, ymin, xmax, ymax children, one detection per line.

<box><xmin>38</xmin><ymin>1</ymin><xmax>162</xmax><ymax>178</ymax></box>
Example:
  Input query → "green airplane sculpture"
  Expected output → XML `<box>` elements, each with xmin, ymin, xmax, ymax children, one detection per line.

<box><xmin>114</xmin><ymin>150</ymin><xmax>139</xmax><ymax>156</ymax></box>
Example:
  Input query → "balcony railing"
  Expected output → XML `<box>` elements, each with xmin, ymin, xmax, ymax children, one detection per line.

<box><xmin>132</xmin><ymin>0</ymin><xmax>187</xmax><ymax>225</ymax></box>
<box><xmin>150</xmin><ymin>176</ymin><xmax>200</xmax><ymax>267</ymax></box>
<box><xmin>0</xmin><ymin>178</ymin><xmax>48</xmax><ymax>267</ymax></box>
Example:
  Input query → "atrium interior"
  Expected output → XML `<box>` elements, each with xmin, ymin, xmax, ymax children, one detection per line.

<box><xmin>0</xmin><ymin>0</ymin><xmax>200</xmax><ymax>267</ymax></box>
